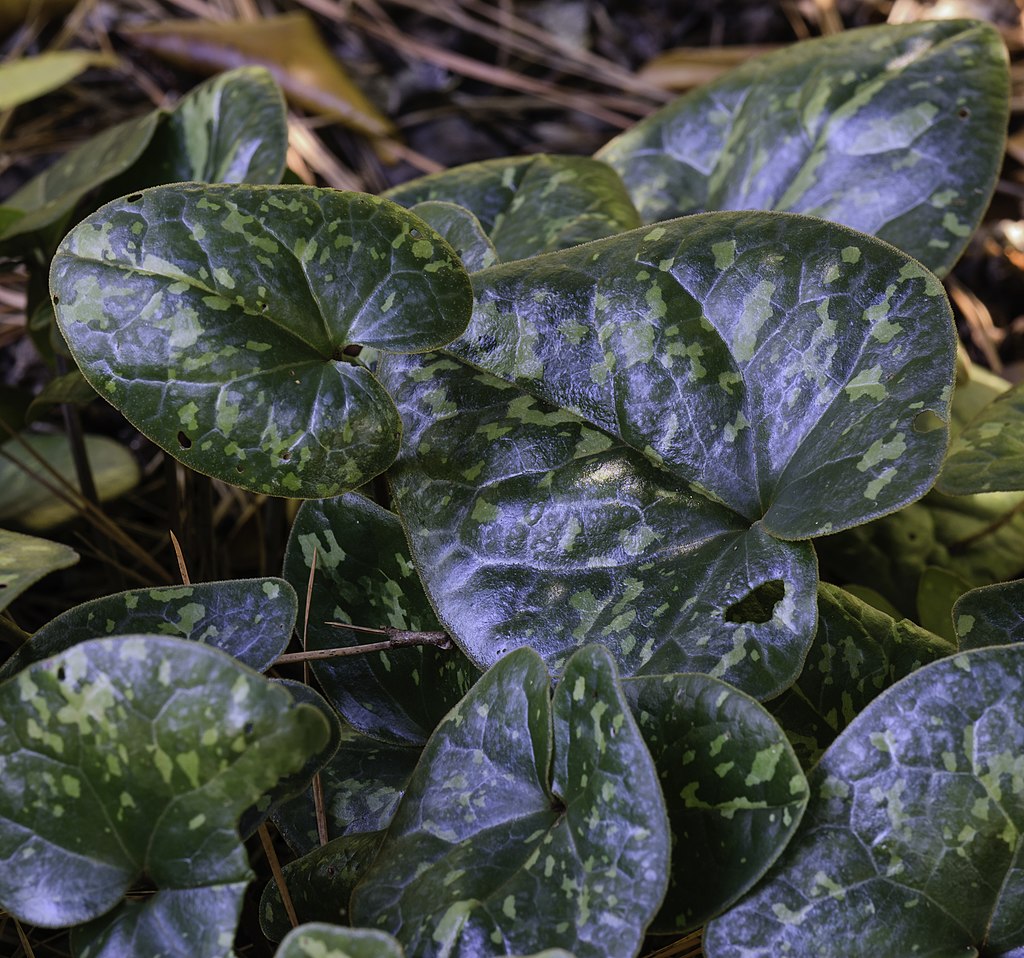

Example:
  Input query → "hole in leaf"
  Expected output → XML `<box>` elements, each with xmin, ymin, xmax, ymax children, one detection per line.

<box><xmin>343</xmin><ymin>344</ymin><xmax>362</xmax><ymax>357</ymax></box>
<box><xmin>913</xmin><ymin>409</ymin><xmax>945</xmax><ymax>434</ymax></box>
<box><xmin>244</xmin><ymin>721</ymin><xmax>254</xmax><ymax>735</ymax></box>
<box><xmin>126</xmin><ymin>193</ymin><xmax>142</xmax><ymax>203</ymax></box>
<box><xmin>52</xmin><ymin>295</ymin><xmax>59</xmax><ymax>305</ymax></box>
<box><xmin>725</xmin><ymin>580</ymin><xmax>786</xmax><ymax>624</ymax></box>
<box><xmin>410</xmin><ymin>227</ymin><xmax>421</xmax><ymax>238</ymax></box>
<box><xmin>177</xmin><ymin>431</ymin><xmax>192</xmax><ymax>450</ymax></box>
<box><xmin>958</xmin><ymin>107</ymin><xmax>970</xmax><ymax>119</ymax></box>
<box><xmin>56</xmin><ymin>666</ymin><xmax>66</xmax><ymax>682</ymax></box>
<box><xmin>235</xmin><ymin>464</ymin><xmax>245</xmax><ymax>474</ymax></box>
<box><xmin>280</xmin><ymin>451</ymin><xmax>291</xmax><ymax>462</ymax></box>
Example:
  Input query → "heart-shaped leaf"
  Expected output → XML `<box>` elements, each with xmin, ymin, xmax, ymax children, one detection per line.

<box><xmin>955</xmin><ymin>580</ymin><xmax>1024</xmax><ymax>650</ymax></box>
<box><xmin>384</xmin><ymin>155</ymin><xmax>641</xmax><ymax>262</ymax></box>
<box><xmin>452</xmin><ymin>212</ymin><xmax>954</xmax><ymax>538</ymax></box>
<box><xmin>0</xmin><ymin>635</ymin><xmax>329</xmax><ymax>930</ymax></box>
<box><xmin>51</xmin><ymin>184</ymin><xmax>473</xmax><ymax>497</ymax></box>
<box><xmin>0</xmin><ymin>527</ymin><xmax>77</xmax><ymax>614</ymax></box>
<box><xmin>272</xmin><ymin>723</ymin><xmax>420</xmax><ymax>855</ymax></box>
<box><xmin>260</xmin><ymin>832</ymin><xmax>385</xmax><ymax>941</ymax></box>
<box><xmin>284</xmin><ymin>494</ymin><xmax>478</xmax><ymax>744</ymax></box>
<box><xmin>940</xmin><ymin>379</ymin><xmax>1024</xmax><ymax>494</ymax></box>
<box><xmin>139</xmin><ymin>66</ymin><xmax>288</xmax><ymax>186</ymax></box>
<box><xmin>623</xmin><ymin>673</ymin><xmax>808</xmax><ymax>933</ymax></box>
<box><xmin>350</xmin><ymin>645</ymin><xmax>670</xmax><ymax>958</ymax></box>
<box><xmin>769</xmin><ymin>583</ymin><xmax>953</xmax><ymax>768</ymax></box>
<box><xmin>0</xmin><ymin>577</ymin><xmax>296</xmax><ymax>681</ymax></box>
<box><xmin>273</xmin><ymin>924</ymin><xmax>405</xmax><ymax>958</ymax></box>
<box><xmin>380</xmin><ymin>351</ymin><xmax>817</xmax><ymax>695</ymax></box>
<box><xmin>596</xmin><ymin>20</ymin><xmax>1008</xmax><ymax>275</ymax></box>
<box><xmin>704</xmin><ymin>645</ymin><xmax>1024</xmax><ymax>957</ymax></box>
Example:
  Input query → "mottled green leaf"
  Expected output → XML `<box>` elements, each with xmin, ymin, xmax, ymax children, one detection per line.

<box><xmin>817</xmin><ymin>489</ymin><xmax>1024</xmax><ymax>618</ymax></box>
<box><xmin>274</xmin><ymin>924</ymin><xmax>405</xmax><ymax>958</ymax></box>
<box><xmin>916</xmin><ymin>565</ymin><xmax>972</xmax><ymax>642</ymax></box>
<box><xmin>597</xmin><ymin>20</ymin><xmax>1008</xmax><ymax>275</ymax></box>
<box><xmin>142</xmin><ymin>66</ymin><xmax>288</xmax><ymax>186</ymax></box>
<box><xmin>384</xmin><ymin>155</ymin><xmax>641</xmax><ymax>262</ymax></box>
<box><xmin>940</xmin><ymin>378</ymin><xmax>1024</xmax><ymax>494</ymax></box>
<box><xmin>623</xmin><ymin>673</ymin><xmax>807</xmax><ymax>933</ymax></box>
<box><xmin>351</xmin><ymin>645</ymin><xmax>670</xmax><ymax>958</ymax></box>
<box><xmin>0</xmin><ymin>577</ymin><xmax>296</xmax><ymax>681</ymax></box>
<box><xmin>0</xmin><ymin>111</ymin><xmax>161</xmax><ymax>253</ymax></box>
<box><xmin>0</xmin><ymin>527</ymin><xmax>77</xmax><ymax>614</ymax></box>
<box><xmin>955</xmin><ymin>580</ymin><xmax>1024</xmax><ymax>650</ymax></box>
<box><xmin>704</xmin><ymin>646</ymin><xmax>1024</xmax><ymax>957</ymax></box>
<box><xmin>0</xmin><ymin>51</ymin><xmax>118</xmax><ymax>112</ymax></box>
<box><xmin>409</xmin><ymin>201</ymin><xmax>497</xmax><ymax>273</ymax></box>
<box><xmin>283</xmin><ymin>494</ymin><xmax>479</xmax><ymax>744</ymax></box>
<box><xmin>51</xmin><ymin>184</ymin><xmax>473</xmax><ymax>497</ymax></box>
<box><xmin>381</xmin><ymin>351</ymin><xmax>817</xmax><ymax>695</ymax></box>
<box><xmin>0</xmin><ymin>432</ymin><xmax>140</xmax><ymax>531</ymax></box>
<box><xmin>272</xmin><ymin>723</ymin><xmax>420</xmax><ymax>855</ymax></box>
<box><xmin>769</xmin><ymin>584</ymin><xmax>953</xmax><ymax>768</ymax></box>
<box><xmin>260</xmin><ymin>832</ymin><xmax>385</xmax><ymax>941</ymax></box>
<box><xmin>452</xmin><ymin>212</ymin><xmax>953</xmax><ymax>539</ymax></box>
<box><xmin>0</xmin><ymin>635</ymin><xmax>330</xmax><ymax>929</ymax></box>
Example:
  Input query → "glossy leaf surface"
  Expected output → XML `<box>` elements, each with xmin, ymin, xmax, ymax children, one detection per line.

<box><xmin>283</xmin><ymin>494</ymin><xmax>479</xmax><ymax>745</ymax></box>
<box><xmin>272</xmin><ymin>723</ymin><xmax>420</xmax><ymax>855</ymax></box>
<box><xmin>623</xmin><ymin>673</ymin><xmax>807</xmax><ymax>932</ymax></box>
<box><xmin>0</xmin><ymin>578</ymin><xmax>296</xmax><ymax>681</ymax></box>
<box><xmin>955</xmin><ymin>580</ymin><xmax>1024</xmax><ymax>650</ymax></box>
<box><xmin>260</xmin><ymin>832</ymin><xmax>385</xmax><ymax>940</ymax></box>
<box><xmin>769</xmin><ymin>584</ymin><xmax>953</xmax><ymax>767</ymax></box>
<box><xmin>142</xmin><ymin>66</ymin><xmax>288</xmax><ymax>185</ymax></box>
<box><xmin>384</xmin><ymin>155</ymin><xmax>641</xmax><ymax>262</ymax></box>
<box><xmin>351</xmin><ymin>645</ymin><xmax>670</xmax><ymax>958</ymax></box>
<box><xmin>273</xmin><ymin>924</ymin><xmax>405</xmax><ymax>958</ymax></box>
<box><xmin>51</xmin><ymin>184</ymin><xmax>472</xmax><ymax>497</ymax></box>
<box><xmin>940</xmin><ymin>379</ymin><xmax>1024</xmax><ymax>494</ymax></box>
<box><xmin>0</xmin><ymin>636</ymin><xmax>330</xmax><ymax>928</ymax></box>
<box><xmin>453</xmin><ymin>212</ymin><xmax>954</xmax><ymax>538</ymax></box>
<box><xmin>704</xmin><ymin>645</ymin><xmax>1024</xmax><ymax>956</ymax></box>
<box><xmin>409</xmin><ymin>201</ymin><xmax>498</xmax><ymax>273</ymax></box>
<box><xmin>0</xmin><ymin>528</ymin><xmax>77</xmax><ymax>614</ymax></box>
<box><xmin>381</xmin><ymin>351</ymin><xmax>817</xmax><ymax>694</ymax></box>
<box><xmin>0</xmin><ymin>432</ymin><xmax>139</xmax><ymax>531</ymax></box>
<box><xmin>597</xmin><ymin>20</ymin><xmax>1008</xmax><ymax>275</ymax></box>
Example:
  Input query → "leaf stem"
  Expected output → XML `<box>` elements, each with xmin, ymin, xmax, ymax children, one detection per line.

<box><xmin>948</xmin><ymin>497</ymin><xmax>1024</xmax><ymax>554</ymax></box>
<box><xmin>274</xmin><ymin>623</ymin><xmax>452</xmax><ymax>664</ymax></box>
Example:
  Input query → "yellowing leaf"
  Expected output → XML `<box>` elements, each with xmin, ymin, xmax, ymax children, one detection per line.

<box><xmin>0</xmin><ymin>51</ymin><xmax>118</xmax><ymax>111</ymax></box>
<box><xmin>122</xmin><ymin>12</ymin><xmax>395</xmax><ymax>139</ymax></box>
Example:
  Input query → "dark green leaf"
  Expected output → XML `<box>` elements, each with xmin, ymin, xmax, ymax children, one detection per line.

<box><xmin>940</xmin><ymin>379</ymin><xmax>1024</xmax><ymax>494</ymax></box>
<box><xmin>26</xmin><ymin>369</ymin><xmax>97</xmax><ymax>421</ymax></box>
<box><xmin>72</xmin><ymin>885</ymin><xmax>246</xmax><ymax>958</ymax></box>
<box><xmin>51</xmin><ymin>184</ymin><xmax>472</xmax><ymax>498</ymax></box>
<box><xmin>0</xmin><ymin>432</ymin><xmax>139</xmax><ymax>531</ymax></box>
<box><xmin>916</xmin><ymin>565</ymin><xmax>972</xmax><ymax>642</ymax></box>
<box><xmin>384</xmin><ymin>154</ymin><xmax>641</xmax><ymax>262</ymax></box>
<box><xmin>381</xmin><ymin>351</ymin><xmax>817</xmax><ymax>696</ymax></box>
<box><xmin>284</xmin><ymin>493</ymin><xmax>479</xmax><ymax>744</ymax></box>
<box><xmin>0</xmin><ymin>111</ymin><xmax>161</xmax><ymax>254</ymax></box>
<box><xmin>769</xmin><ymin>584</ymin><xmax>953</xmax><ymax>768</ymax></box>
<box><xmin>597</xmin><ymin>20</ymin><xmax>1008</xmax><ymax>275</ymax></box>
<box><xmin>142</xmin><ymin>66</ymin><xmax>288</xmax><ymax>185</ymax></box>
<box><xmin>0</xmin><ymin>635</ymin><xmax>329</xmax><ymax>929</ymax></box>
<box><xmin>273</xmin><ymin>924</ymin><xmax>405</xmax><ymax>958</ymax></box>
<box><xmin>409</xmin><ymin>201</ymin><xmax>497</xmax><ymax>272</ymax></box>
<box><xmin>704</xmin><ymin>646</ymin><xmax>1024</xmax><ymax>957</ymax></box>
<box><xmin>272</xmin><ymin>723</ymin><xmax>420</xmax><ymax>855</ymax></box>
<box><xmin>0</xmin><ymin>527</ymin><xmax>77</xmax><ymax>614</ymax></box>
<box><xmin>351</xmin><ymin>645</ymin><xmax>669</xmax><ymax>958</ymax></box>
<box><xmin>955</xmin><ymin>580</ymin><xmax>1024</xmax><ymax>650</ymax></box>
<box><xmin>0</xmin><ymin>578</ymin><xmax>296</xmax><ymax>680</ymax></box>
<box><xmin>260</xmin><ymin>832</ymin><xmax>385</xmax><ymax>941</ymax></box>
<box><xmin>623</xmin><ymin>673</ymin><xmax>808</xmax><ymax>933</ymax></box>
<box><xmin>453</xmin><ymin>212</ymin><xmax>954</xmax><ymax>539</ymax></box>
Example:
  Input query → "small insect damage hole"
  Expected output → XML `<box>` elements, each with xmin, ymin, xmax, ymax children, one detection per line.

<box><xmin>51</xmin><ymin>295</ymin><xmax>59</xmax><ymax>305</ymax></box>
<box><xmin>725</xmin><ymin>579</ymin><xmax>786</xmax><ymax>625</ymax></box>
<box><xmin>913</xmin><ymin>409</ymin><xmax>945</xmax><ymax>434</ymax></box>
<box><xmin>958</xmin><ymin>107</ymin><xmax>970</xmax><ymax>120</ymax></box>
<box><xmin>332</xmin><ymin>343</ymin><xmax>363</xmax><ymax>362</ymax></box>
<box><xmin>177</xmin><ymin>431</ymin><xmax>192</xmax><ymax>450</ymax></box>
<box><xmin>126</xmin><ymin>193</ymin><xmax>143</xmax><ymax>203</ymax></box>
<box><xmin>280</xmin><ymin>450</ymin><xmax>291</xmax><ymax>462</ymax></box>
<box><xmin>56</xmin><ymin>666</ymin><xmax>66</xmax><ymax>682</ymax></box>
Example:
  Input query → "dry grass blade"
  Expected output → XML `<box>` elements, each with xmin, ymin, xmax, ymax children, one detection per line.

<box><xmin>639</xmin><ymin>45</ymin><xmax>781</xmax><ymax>90</ymax></box>
<box><xmin>258</xmin><ymin>822</ymin><xmax>299</xmax><ymax>931</ymax></box>
<box><xmin>169</xmin><ymin>529</ymin><xmax>191</xmax><ymax>585</ymax></box>
<box><xmin>644</xmin><ymin>929</ymin><xmax>703</xmax><ymax>958</ymax></box>
<box><xmin>287</xmin><ymin>115</ymin><xmax>364</xmax><ymax>190</ymax></box>
<box><xmin>947</xmin><ymin>275</ymin><xmax>1004</xmax><ymax>372</ymax></box>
